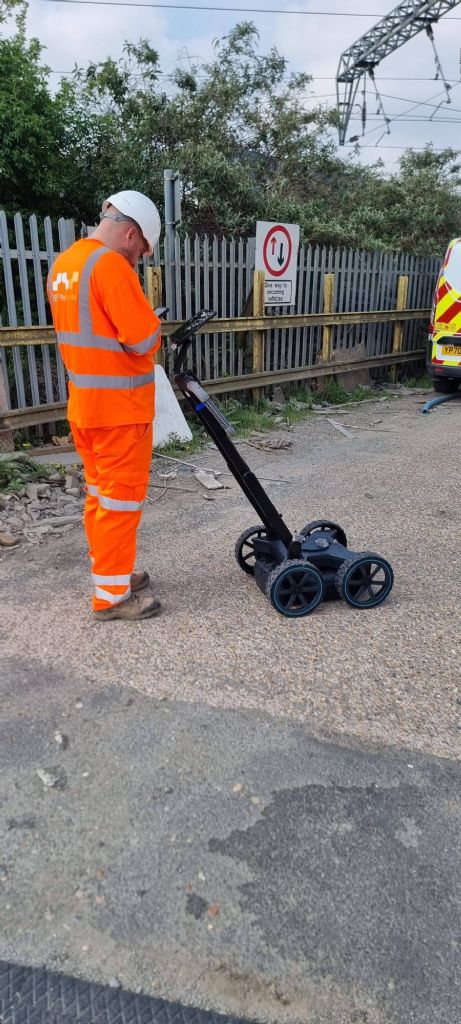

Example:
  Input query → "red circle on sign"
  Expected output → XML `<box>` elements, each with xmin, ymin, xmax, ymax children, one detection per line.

<box><xmin>263</xmin><ymin>225</ymin><xmax>292</xmax><ymax>277</ymax></box>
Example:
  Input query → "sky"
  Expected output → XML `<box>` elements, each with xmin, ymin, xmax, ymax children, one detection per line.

<box><xmin>14</xmin><ymin>0</ymin><xmax>461</xmax><ymax>171</ymax></box>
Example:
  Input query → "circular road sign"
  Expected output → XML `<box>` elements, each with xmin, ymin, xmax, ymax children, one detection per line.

<box><xmin>262</xmin><ymin>225</ymin><xmax>292</xmax><ymax>278</ymax></box>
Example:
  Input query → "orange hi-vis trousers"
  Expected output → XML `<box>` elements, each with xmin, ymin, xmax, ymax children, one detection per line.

<box><xmin>70</xmin><ymin>422</ymin><xmax>153</xmax><ymax>610</ymax></box>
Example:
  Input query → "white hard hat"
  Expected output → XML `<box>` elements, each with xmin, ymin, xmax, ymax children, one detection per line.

<box><xmin>103</xmin><ymin>190</ymin><xmax>161</xmax><ymax>255</ymax></box>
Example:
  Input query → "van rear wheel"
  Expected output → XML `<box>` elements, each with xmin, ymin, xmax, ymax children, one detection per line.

<box><xmin>433</xmin><ymin>378</ymin><xmax>460</xmax><ymax>394</ymax></box>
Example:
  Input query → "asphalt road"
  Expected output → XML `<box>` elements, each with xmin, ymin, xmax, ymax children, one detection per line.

<box><xmin>1</xmin><ymin>392</ymin><xmax>461</xmax><ymax>1023</ymax></box>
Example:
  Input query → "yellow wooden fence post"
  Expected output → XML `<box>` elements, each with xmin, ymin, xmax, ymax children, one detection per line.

<box><xmin>252</xmin><ymin>269</ymin><xmax>266</xmax><ymax>403</ymax></box>
<box><xmin>391</xmin><ymin>275</ymin><xmax>409</xmax><ymax>383</ymax></box>
<box><xmin>0</xmin><ymin>366</ymin><xmax>14</xmax><ymax>451</ymax></box>
<box><xmin>146</xmin><ymin>265</ymin><xmax>165</xmax><ymax>368</ymax></box>
<box><xmin>321</xmin><ymin>274</ymin><xmax>335</xmax><ymax>363</ymax></box>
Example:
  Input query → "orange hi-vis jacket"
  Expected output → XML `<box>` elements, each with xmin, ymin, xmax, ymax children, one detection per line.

<box><xmin>47</xmin><ymin>239</ymin><xmax>162</xmax><ymax>427</ymax></box>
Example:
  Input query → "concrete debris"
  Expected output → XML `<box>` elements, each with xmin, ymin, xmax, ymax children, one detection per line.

<box><xmin>194</xmin><ymin>469</ymin><xmax>224</xmax><ymax>490</ymax></box>
<box><xmin>326</xmin><ymin>419</ymin><xmax>356</xmax><ymax>439</ymax></box>
<box><xmin>27</xmin><ymin>514</ymin><xmax>82</xmax><ymax>529</ymax></box>
<box><xmin>51</xmin><ymin>434</ymin><xmax>73</xmax><ymax>446</ymax></box>
<box><xmin>36</xmin><ymin>769</ymin><xmax>59</xmax><ymax>789</ymax></box>
<box><xmin>54</xmin><ymin>731</ymin><xmax>69</xmax><ymax>749</ymax></box>
<box><xmin>272</xmin><ymin>385</ymin><xmax>286</xmax><ymax>405</ymax></box>
<box><xmin>24</xmin><ymin>482</ymin><xmax>42</xmax><ymax>501</ymax></box>
<box><xmin>0</xmin><ymin>464</ymin><xmax>85</xmax><ymax>547</ymax></box>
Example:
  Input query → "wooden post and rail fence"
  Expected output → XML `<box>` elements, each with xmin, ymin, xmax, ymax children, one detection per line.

<box><xmin>0</xmin><ymin>267</ymin><xmax>428</xmax><ymax>440</ymax></box>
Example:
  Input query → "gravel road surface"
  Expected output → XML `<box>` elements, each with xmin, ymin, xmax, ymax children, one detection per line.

<box><xmin>1</xmin><ymin>392</ymin><xmax>460</xmax><ymax>1023</ymax></box>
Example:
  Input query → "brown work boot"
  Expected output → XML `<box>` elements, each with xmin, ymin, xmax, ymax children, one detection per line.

<box><xmin>131</xmin><ymin>570</ymin><xmax>150</xmax><ymax>593</ymax></box>
<box><xmin>93</xmin><ymin>590</ymin><xmax>161</xmax><ymax>622</ymax></box>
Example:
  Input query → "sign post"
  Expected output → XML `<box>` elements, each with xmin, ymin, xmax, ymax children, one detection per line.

<box><xmin>255</xmin><ymin>221</ymin><xmax>300</xmax><ymax>306</ymax></box>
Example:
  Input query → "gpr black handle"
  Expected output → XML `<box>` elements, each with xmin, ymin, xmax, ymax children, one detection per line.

<box><xmin>169</xmin><ymin>309</ymin><xmax>217</xmax><ymax>349</ymax></box>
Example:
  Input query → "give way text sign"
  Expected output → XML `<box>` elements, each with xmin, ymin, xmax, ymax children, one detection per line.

<box><xmin>255</xmin><ymin>221</ymin><xmax>300</xmax><ymax>305</ymax></box>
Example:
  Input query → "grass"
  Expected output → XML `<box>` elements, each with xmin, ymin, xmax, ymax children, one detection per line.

<box><xmin>154</xmin><ymin>382</ymin><xmax>378</xmax><ymax>459</ymax></box>
<box><xmin>221</xmin><ymin>397</ymin><xmax>275</xmax><ymax>434</ymax></box>
<box><xmin>153</xmin><ymin>372</ymin><xmax>419</xmax><ymax>458</ymax></box>
<box><xmin>0</xmin><ymin>453</ymin><xmax>55</xmax><ymax>493</ymax></box>
<box><xmin>313</xmin><ymin>379</ymin><xmax>375</xmax><ymax>405</ymax></box>
<box><xmin>11</xmin><ymin>370</ymin><xmax>428</xmax><ymax>463</ymax></box>
<box><xmin>155</xmin><ymin>422</ymin><xmax>205</xmax><ymax>459</ymax></box>
<box><xmin>403</xmin><ymin>374</ymin><xmax>432</xmax><ymax>389</ymax></box>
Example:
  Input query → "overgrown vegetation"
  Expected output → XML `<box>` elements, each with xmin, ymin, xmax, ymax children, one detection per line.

<box><xmin>153</xmin><ymin>381</ymin><xmax>384</xmax><ymax>457</ymax></box>
<box><xmin>0</xmin><ymin>452</ymin><xmax>55</xmax><ymax>492</ymax></box>
<box><xmin>155</xmin><ymin>426</ymin><xmax>204</xmax><ymax>459</ymax></box>
<box><xmin>404</xmin><ymin>374</ymin><xmax>432</xmax><ymax>388</ymax></box>
<box><xmin>1</xmin><ymin>0</ymin><xmax>461</xmax><ymax>254</ymax></box>
<box><xmin>8</xmin><ymin>371</ymin><xmax>433</xmax><ymax>461</ymax></box>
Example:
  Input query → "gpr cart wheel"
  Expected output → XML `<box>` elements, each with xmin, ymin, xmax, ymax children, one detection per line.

<box><xmin>336</xmin><ymin>551</ymin><xmax>393</xmax><ymax>609</ymax></box>
<box><xmin>301</xmin><ymin>519</ymin><xmax>347</xmax><ymax>547</ymax></box>
<box><xmin>265</xmin><ymin>559</ymin><xmax>325</xmax><ymax>618</ymax></box>
<box><xmin>235</xmin><ymin>525</ymin><xmax>267</xmax><ymax>576</ymax></box>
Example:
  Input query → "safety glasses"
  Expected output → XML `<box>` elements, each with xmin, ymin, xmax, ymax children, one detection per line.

<box><xmin>99</xmin><ymin>212</ymin><xmax>148</xmax><ymax>254</ymax></box>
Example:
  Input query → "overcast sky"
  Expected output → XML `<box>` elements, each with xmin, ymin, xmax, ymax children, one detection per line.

<box><xmin>18</xmin><ymin>0</ymin><xmax>461</xmax><ymax>171</ymax></box>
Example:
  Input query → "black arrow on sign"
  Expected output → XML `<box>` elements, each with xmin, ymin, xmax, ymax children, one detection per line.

<box><xmin>277</xmin><ymin>242</ymin><xmax>284</xmax><ymax>266</ymax></box>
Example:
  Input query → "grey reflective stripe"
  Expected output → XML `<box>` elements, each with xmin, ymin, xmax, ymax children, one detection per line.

<box><xmin>79</xmin><ymin>246</ymin><xmax>111</xmax><ymax>339</ymax></box>
<box><xmin>67</xmin><ymin>369</ymin><xmax>155</xmax><ymax>390</ymax></box>
<box><xmin>122</xmin><ymin>328</ymin><xmax>161</xmax><ymax>356</ymax></box>
<box><xmin>94</xmin><ymin>585</ymin><xmax>131</xmax><ymax>605</ymax></box>
<box><xmin>58</xmin><ymin>330</ymin><xmax>122</xmax><ymax>352</ymax></box>
<box><xmin>92</xmin><ymin>573</ymin><xmax>131</xmax><ymax>586</ymax></box>
<box><xmin>86</xmin><ymin>484</ymin><xmax>99</xmax><ymax>496</ymax></box>
<box><xmin>98</xmin><ymin>494</ymin><xmax>144</xmax><ymax>512</ymax></box>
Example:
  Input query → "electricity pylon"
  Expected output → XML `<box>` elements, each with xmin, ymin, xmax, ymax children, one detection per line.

<box><xmin>336</xmin><ymin>0</ymin><xmax>461</xmax><ymax>144</ymax></box>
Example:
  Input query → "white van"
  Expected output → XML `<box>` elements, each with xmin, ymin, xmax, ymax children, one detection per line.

<box><xmin>428</xmin><ymin>238</ymin><xmax>461</xmax><ymax>393</ymax></box>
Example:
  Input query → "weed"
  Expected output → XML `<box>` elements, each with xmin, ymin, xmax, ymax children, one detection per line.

<box><xmin>404</xmin><ymin>374</ymin><xmax>432</xmax><ymax>389</ymax></box>
<box><xmin>220</xmin><ymin>397</ymin><xmax>274</xmax><ymax>436</ymax></box>
<box><xmin>0</xmin><ymin>454</ymin><xmax>54</xmax><ymax>493</ymax></box>
<box><xmin>313</xmin><ymin>378</ymin><xmax>375</xmax><ymax>405</ymax></box>
<box><xmin>155</xmin><ymin>422</ymin><xmax>205</xmax><ymax>458</ymax></box>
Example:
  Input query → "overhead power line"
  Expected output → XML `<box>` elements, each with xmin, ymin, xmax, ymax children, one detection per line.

<box><xmin>344</xmin><ymin>144</ymin><xmax>457</xmax><ymax>149</ymax></box>
<box><xmin>41</xmin><ymin>0</ymin><xmax>461</xmax><ymax>15</ymax></box>
<box><xmin>46</xmin><ymin>70</ymin><xmax>461</xmax><ymax>81</ymax></box>
<box><xmin>349</xmin><ymin>82</ymin><xmax>460</xmax><ymax>141</ymax></box>
<box><xmin>336</xmin><ymin>0</ymin><xmax>461</xmax><ymax>145</ymax></box>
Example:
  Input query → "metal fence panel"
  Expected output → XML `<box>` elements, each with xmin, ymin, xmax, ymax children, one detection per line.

<box><xmin>0</xmin><ymin>210</ymin><xmax>440</xmax><ymax>419</ymax></box>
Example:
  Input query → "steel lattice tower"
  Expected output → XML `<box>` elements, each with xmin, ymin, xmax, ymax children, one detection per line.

<box><xmin>336</xmin><ymin>0</ymin><xmax>461</xmax><ymax>144</ymax></box>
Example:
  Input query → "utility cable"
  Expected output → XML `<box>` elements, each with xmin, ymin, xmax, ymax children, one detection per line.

<box><xmin>39</xmin><ymin>0</ymin><xmax>461</xmax><ymax>17</ymax></box>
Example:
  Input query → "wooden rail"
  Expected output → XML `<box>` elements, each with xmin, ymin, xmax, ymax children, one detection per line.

<box><xmin>0</xmin><ymin>268</ymin><xmax>429</xmax><ymax>435</ymax></box>
<box><xmin>0</xmin><ymin>307</ymin><xmax>430</xmax><ymax>348</ymax></box>
<box><xmin>0</xmin><ymin>349</ymin><xmax>425</xmax><ymax>431</ymax></box>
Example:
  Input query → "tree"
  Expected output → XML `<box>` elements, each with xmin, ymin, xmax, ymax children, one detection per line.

<box><xmin>58</xmin><ymin>22</ymin><xmax>337</xmax><ymax>232</ymax></box>
<box><xmin>1</xmin><ymin>4</ymin><xmax>461</xmax><ymax>254</ymax></box>
<box><xmin>0</xmin><ymin>1</ymin><xmax>66</xmax><ymax>215</ymax></box>
<box><xmin>384</xmin><ymin>147</ymin><xmax>461</xmax><ymax>254</ymax></box>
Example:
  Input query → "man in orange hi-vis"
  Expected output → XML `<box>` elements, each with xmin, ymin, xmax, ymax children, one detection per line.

<box><xmin>48</xmin><ymin>190</ymin><xmax>163</xmax><ymax>621</ymax></box>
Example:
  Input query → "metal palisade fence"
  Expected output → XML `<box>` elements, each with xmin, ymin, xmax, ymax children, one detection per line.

<box><xmin>0</xmin><ymin>210</ymin><xmax>439</xmax><ymax>415</ymax></box>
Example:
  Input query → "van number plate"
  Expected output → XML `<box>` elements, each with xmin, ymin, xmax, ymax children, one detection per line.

<box><xmin>441</xmin><ymin>345</ymin><xmax>461</xmax><ymax>356</ymax></box>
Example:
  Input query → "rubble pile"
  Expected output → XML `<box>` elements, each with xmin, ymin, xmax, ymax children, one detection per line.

<box><xmin>0</xmin><ymin>455</ymin><xmax>84</xmax><ymax>548</ymax></box>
